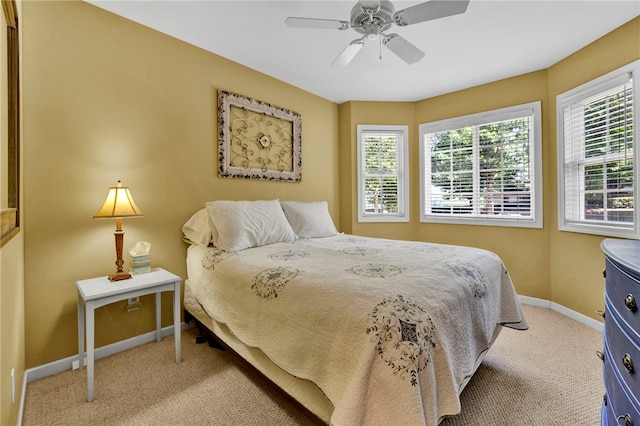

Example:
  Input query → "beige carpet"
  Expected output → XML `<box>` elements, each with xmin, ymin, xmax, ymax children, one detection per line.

<box><xmin>22</xmin><ymin>304</ymin><xmax>603</xmax><ymax>425</ymax></box>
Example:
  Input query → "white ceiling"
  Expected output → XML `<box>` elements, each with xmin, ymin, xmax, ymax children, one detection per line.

<box><xmin>86</xmin><ymin>0</ymin><xmax>640</xmax><ymax>104</ymax></box>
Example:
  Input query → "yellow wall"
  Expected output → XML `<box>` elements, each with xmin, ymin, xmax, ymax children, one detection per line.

<box><xmin>547</xmin><ymin>17</ymin><xmax>640</xmax><ymax>318</ymax></box>
<box><xmin>338</xmin><ymin>102</ymin><xmax>353</xmax><ymax>235</ymax></box>
<box><xmin>21</xmin><ymin>0</ymin><xmax>339</xmax><ymax>368</ymax></box>
<box><xmin>0</xmin><ymin>233</ymin><xmax>24</xmax><ymax>426</ymax></box>
<box><xmin>15</xmin><ymin>0</ymin><xmax>640</xmax><ymax>385</ymax></box>
<box><xmin>339</xmin><ymin>101</ymin><xmax>416</xmax><ymax>240</ymax></box>
<box><xmin>1</xmin><ymin>0</ymin><xmax>24</xmax><ymax>424</ymax></box>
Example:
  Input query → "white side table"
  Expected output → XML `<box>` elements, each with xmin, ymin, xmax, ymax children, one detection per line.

<box><xmin>76</xmin><ymin>267</ymin><xmax>181</xmax><ymax>402</ymax></box>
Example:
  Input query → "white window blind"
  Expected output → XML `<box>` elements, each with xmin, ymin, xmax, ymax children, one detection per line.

<box><xmin>558</xmin><ymin>61</ymin><xmax>638</xmax><ymax>238</ymax></box>
<box><xmin>420</xmin><ymin>102</ymin><xmax>542</xmax><ymax>228</ymax></box>
<box><xmin>357</xmin><ymin>125</ymin><xmax>409</xmax><ymax>222</ymax></box>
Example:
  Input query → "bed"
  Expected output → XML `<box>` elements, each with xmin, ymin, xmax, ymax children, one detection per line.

<box><xmin>182</xmin><ymin>200</ymin><xmax>527</xmax><ymax>425</ymax></box>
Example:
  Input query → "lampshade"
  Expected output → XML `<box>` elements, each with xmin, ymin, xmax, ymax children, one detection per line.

<box><xmin>93</xmin><ymin>181</ymin><xmax>143</xmax><ymax>219</ymax></box>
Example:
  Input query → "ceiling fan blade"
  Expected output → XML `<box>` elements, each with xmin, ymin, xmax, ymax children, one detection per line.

<box><xmin>285</xmin><ymin>17</ymin><xmax>350</xmax><ymax>30</ymax></box>
<box><xmin>383</xmin><ymin>34</ymin><xmax>425</xmax><ymax>64</ymax></box>
<box><xmin>331</xmin><ymin>39</ymin><xmax>366</xmax><ymax>67</ymax></box>
<box><xmin>393</xmin><ymin>0</ymin><xmax>470</xmax><ymax>26</ymax></box>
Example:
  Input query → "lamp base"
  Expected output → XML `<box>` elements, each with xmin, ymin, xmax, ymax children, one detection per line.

<box><xmin>108</xmin><ymin>271</ymin><xmax>132</xmax><ymax>282</ymax></box>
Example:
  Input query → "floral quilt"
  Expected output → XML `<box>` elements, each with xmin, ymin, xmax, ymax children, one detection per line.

<box><xmin>188</xmin><ymin>235</ymin><xmax>527</xmax><ymax>425</ymax></box>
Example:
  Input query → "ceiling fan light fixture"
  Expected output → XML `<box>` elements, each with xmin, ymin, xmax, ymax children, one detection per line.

<box><xmin>364</xmin><ymin>23</ymin><xmax>381</xmax><ymax>40</ymax></box>
<box><xmin>285</xmin><ymin>0</ymin><xmax>470</xmax><ymax>67</ymax></box>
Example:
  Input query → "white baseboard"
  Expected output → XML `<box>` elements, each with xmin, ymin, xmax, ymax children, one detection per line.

<box><xmin>17</xmin><ymin>322</ymin><xmax>194</xmax><ymax>426</ymax></box>
<box><xmin>24</xmin><ymin>322</ymin><xmax>193</xmax><ymax>384</ymax></box>
<box><xmin>518</xmin><ymin>295</ymin><xmax>604</xmax><ymax>332</ymax></box>
<box><xmin>16</xmin><ymin>322</ymin><xmax>194</xmax><ymax>426</ymax></box>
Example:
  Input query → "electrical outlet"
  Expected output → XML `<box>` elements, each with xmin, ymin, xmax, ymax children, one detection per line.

<box><xmin>126</xmin><ymin>297</ymin><xmax>142</xmax><ymax>312</ymax></box>
<box><xmin>11</xmin><ymin>368</ymin><xmax>15</xmax><ymax>403</ymax></box>
<box><xmin>72</xmin><ymin>357</ymin><xmax>87</xmax><ymax>370</ymax></box>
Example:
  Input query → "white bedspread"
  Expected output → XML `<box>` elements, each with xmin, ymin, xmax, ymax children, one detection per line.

<box><xmin>188</xmin><ymin>235</ymin><xmax>527</xmax><ymax>425</ymax></box>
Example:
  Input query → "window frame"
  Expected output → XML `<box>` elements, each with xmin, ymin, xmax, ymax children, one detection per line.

<box><xmin>419</xmin><ymin>101</ymin><xmax>543</xmax><ymax>228</ymax></box>
<box><xmin>557</xmin><ymin>60</ymin><xmax>639</xmax><ymax>239</ymax></box>
<box><xmin>357</xmin><ymin>124</ymin><xmax>409</xmax><ymax>223</ymax></box>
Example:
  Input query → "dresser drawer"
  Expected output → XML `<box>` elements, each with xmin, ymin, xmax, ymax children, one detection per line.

<box><xmin>606</xmin><ymin>258</ymin><xmax>640</xmax><ymax>342</ymax></box>
<box><xmin>604</xmin><ymin>345</ymin><xmax>640</xmax><ymax>426</ymax></box>
<box><xmin>604</xmin><ymin>303</ymin><xmax>640</xmax><ymax>406</ymax></box>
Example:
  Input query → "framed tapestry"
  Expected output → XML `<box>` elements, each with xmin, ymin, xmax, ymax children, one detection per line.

<box><xmin>218</xmin><ymin>90</ymin><xmax>302</xmax><ymax>182</ymax></box>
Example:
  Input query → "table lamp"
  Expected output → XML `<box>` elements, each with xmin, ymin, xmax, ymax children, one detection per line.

<box><xmin>94</xmin><ymin>180</ymin><xmax>143</xmax><ymax>281</ymax></box>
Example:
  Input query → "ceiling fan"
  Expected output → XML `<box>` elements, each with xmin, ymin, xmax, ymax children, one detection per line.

<box><xmin>285</xmin><ymin>0</ymin><xmax>470</xmax><ymax>67</ymax></box>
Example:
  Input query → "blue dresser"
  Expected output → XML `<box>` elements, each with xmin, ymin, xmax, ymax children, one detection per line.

<box><xmin>601</xmin><ymin>239</ymin><xmax>640</xmax><ymax>426</ymax></box>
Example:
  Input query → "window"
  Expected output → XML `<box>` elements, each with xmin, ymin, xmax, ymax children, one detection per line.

<box><xmin>557</xmin><ymin>60</ymin><xmax>638</xmax><ymax>239</ymax></box>
<box><xmin>419</xmin><ymin>102</ymin><xmax>542</xmax><ymax>228</ymax></box>
<box><xmin>357</xmin><ymin>125</ymin><xmax>409</xmax><ymax>222</ymax></box>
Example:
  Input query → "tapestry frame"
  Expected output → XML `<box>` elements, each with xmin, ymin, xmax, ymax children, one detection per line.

<box><xmin>218</xmin><ymin>90</ymin><xmax>302</xmax><ymax>182</ymax></box>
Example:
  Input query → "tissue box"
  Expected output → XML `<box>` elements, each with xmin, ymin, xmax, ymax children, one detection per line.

<box><xmin>129</xmin><ymin>254</ymin><xmax>151</xmax><ymax>275</ymax></box>
<box><xmin>129</xmin><ymin>241</ymin><xmax>152</xmax><ymax>275</ymax></box>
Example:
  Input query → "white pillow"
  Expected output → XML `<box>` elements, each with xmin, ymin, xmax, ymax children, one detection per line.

<box><xmin>182</xmin><ymin>208</ymin><xmax>216</xmax><ymax>246</ymax></box>
<box><xmin>205</xmin><ymin>200</ymin><xmax>296</xmax><ymax>252</ymax></box>
<box><xmin>280</xmin><ymin>201</ymin><xmax>338</xmax><ymax>238</ymax></box>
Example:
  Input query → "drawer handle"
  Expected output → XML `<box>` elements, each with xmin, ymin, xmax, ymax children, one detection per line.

<box><xmin>618</xmin><ymin>414</ymin><xmax>633</xmax><ymax>426</ymax></box>
<box><xmin>597</xmin><ymin>351</ymin><xmax>605</xmax><ymax>363</ymax></box>
<box><xmin>597</xmin><ymin>309</ymin><xmax>606</xmax><ymax>319</ymax></box>
<box><xmin>625</xmin><ymin>294</ymin><xmax>637</xmax><ymax>313</ymax></box>
<box><xmin>622</xmin><ymin>353</ymin><xmax>634</xmax><ymax>374</ymax></box>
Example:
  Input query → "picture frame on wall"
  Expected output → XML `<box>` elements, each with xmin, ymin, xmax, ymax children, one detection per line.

<box><xmin>217</xmin><ymin>89</ymin><xmax>302</xmax><ymax>182</ymax></box>
<box><xmin>1</xmin><ymin>0</ymin><xmax>20</xmax><ymax>248</ymax></box>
